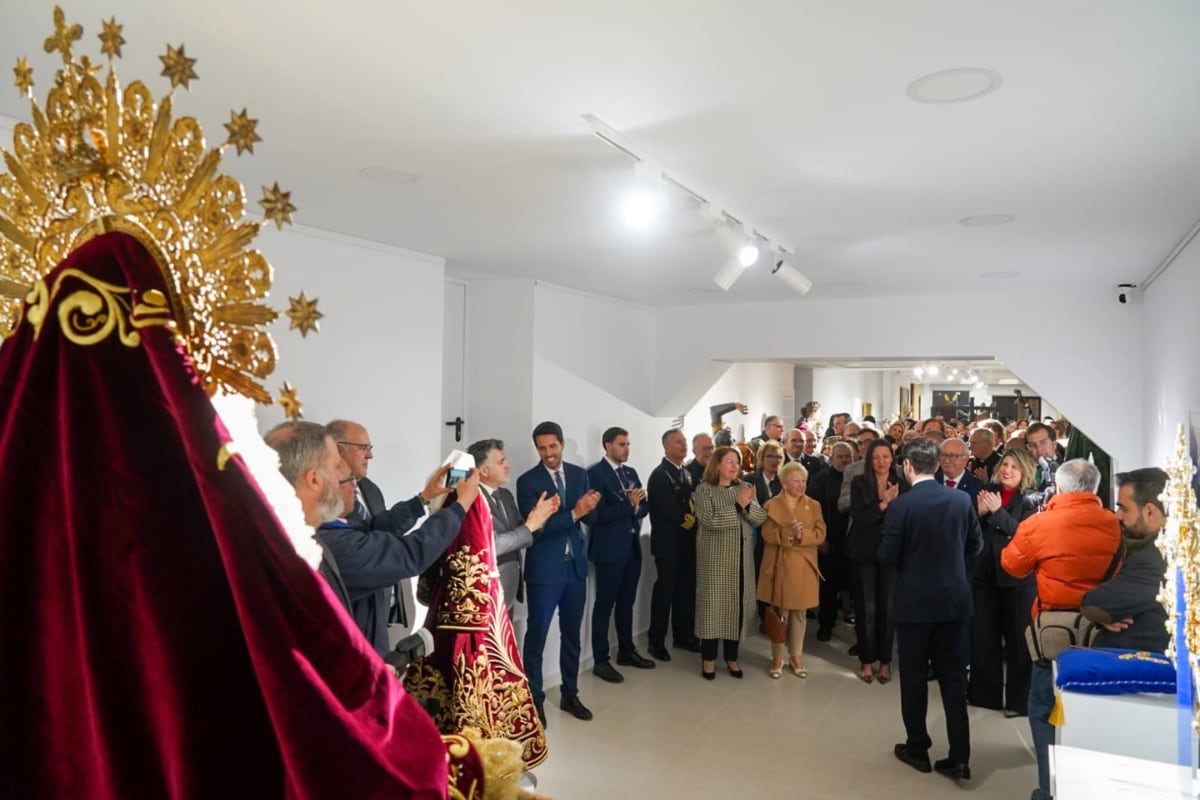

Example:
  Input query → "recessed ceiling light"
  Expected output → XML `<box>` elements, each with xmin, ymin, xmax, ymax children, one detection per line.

<box><xmin>906</xmin><ymin>68</ymin><xmax>1003</xmax><ymax>105</ymax></box>
<box><xmin>959</xmin><ymin>214</ymin><xmax>1015</xmax><ymax>226</ymax></box>
<box><xmin>357</xmin><ymin>166</ymin><xmax>420</xmax><ymax>185</ymax></box>
<box><xmin>980</xmin><ymin>271</ymin><xmax>1020</xmax><ymax>279</ymax></box>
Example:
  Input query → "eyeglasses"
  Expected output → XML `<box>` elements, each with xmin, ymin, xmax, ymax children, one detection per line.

<box><xmin>940</xmin><ymin>453</ymin><xmax>968</xmax><ymax>459</ymax></box>
<box><xmin>339</xmin><ymin>475</ymin><xmax>359</xmax><ymax>486</ymax></box>
<box><xmin>338</xmin><ymin>441</ymin><xmax>374</xmax><ymax>454</ymax></box>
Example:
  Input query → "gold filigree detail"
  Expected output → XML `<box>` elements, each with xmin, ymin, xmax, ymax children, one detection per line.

<box><xmin>13</xmin><ymin>57</ymin><xmax>33</xmax><ymax>96</ymax></box>
<box><xmin>98</xmin><ymin>18</ymin><xmax>124</xmax><ymax>59</ymax></box>
<box><xmin>0</xmin><ymin>9</ymin><xmax>314</xmax><ymax>403</ymax></box>
<box><xmin>278</xmin><ymin>381</ymin><xmax>303</xmax><ymax>420</ymax></box>
<box><xmin>216</xmin><ymin>443</ymin><xmax>237</xmax><ymax>471</ymax></box>
<box><xmin>259</xmin><ymin>182</ymin><xmax>296</xmax><ymax>229</ymax></box>
<box><xmin>25</xmin><ymin>268</ymin><xmax>171</xmax><ymax>346</ymax></box>
<box><xmin>224</xmin><ymin>108</ymin><xmax>261</xmax><ymax>156</ymax></box>
<box><xmin>1156</xmin><ymin>424</ymin><xmax>1200</xmax><ymax>731</ymax></box>
<box><xmin>285</xmin><ymin>291</ymin><xmax>322</xmax><ymax>337</ymax></box>
<box><xmin>437</xmin><ymin>546</ymin><xmax>492</xmax><ymax>630</ymax></box>
<box><xmin>159</xmin><ymin>43</ymin><xmax>197</xmax><ymax>90</ymax></box>
<box><xmin>43</xmin><ymin>6</ymin><xmax>82</xmax><ymax>62</ymax></box>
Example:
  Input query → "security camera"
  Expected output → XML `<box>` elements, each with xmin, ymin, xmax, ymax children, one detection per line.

<box><xmin>1117</xmin><ymin>283</ymin><xmax>1137</xmax><ymax>305</ymax></box>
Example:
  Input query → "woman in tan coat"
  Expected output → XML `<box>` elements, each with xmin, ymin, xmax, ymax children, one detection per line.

<box><xmin>757</xmin><ymin>461</ymin><xmax>826</xmax><ymax>678</ymax></box>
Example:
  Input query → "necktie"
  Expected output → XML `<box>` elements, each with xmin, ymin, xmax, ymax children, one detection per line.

<box><xmin>946</xmin><ymin>479</ymin><xmax>957</xmax><ymax>489</ymax></box>
<box><xmin>354</xmin><ymin>487</ymin><xmax>369</xmax><ymax>520</ymax></box>
<box><xmin>555</xmin><ymin>471</ymin><xmax>572</xmax><ymax>559</ymax></box>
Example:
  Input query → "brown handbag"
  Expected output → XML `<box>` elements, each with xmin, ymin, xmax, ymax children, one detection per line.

<box><xmin>764</xmin><ymin>527</ymin><xmax>789</xmax><ymax>644</ymax></box>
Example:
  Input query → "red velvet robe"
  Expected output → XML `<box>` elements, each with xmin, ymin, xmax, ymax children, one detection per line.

<box><xmin>0</xmin><ymin>232</ymin><xmax>475</xmax><ymax>798</ymax></box>
<box><xmin>408</xmin><ymin>494</ymin><xmax>549</xmax><ymax>770</ymax></box>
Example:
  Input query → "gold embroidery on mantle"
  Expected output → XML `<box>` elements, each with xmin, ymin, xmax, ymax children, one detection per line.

<box><xmin>437</xmin><ymin>545</ymin><xmax>492</xmax><ymax>630</ymax></box>
<box><xmin>25</xmin><ymin>268</ymin><xmax>171</xmax><ymax>345</ymax></box>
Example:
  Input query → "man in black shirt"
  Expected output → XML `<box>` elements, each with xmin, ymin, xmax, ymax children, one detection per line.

<box><xmin>1082</xmin><ymin>468</ymin><xmax>1170</xmax><ymax>651</ymax></box>
<box><xmin>810</xmin><ymin>441</ymin><xmax>854</xmax><ymax>641</ymax></box>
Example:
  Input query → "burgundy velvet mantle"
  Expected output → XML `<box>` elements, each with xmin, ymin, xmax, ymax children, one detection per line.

<box><xmin>0</xmin><ymin>233</ymin><xmax>450</xmax><ymax>798</ymax></box>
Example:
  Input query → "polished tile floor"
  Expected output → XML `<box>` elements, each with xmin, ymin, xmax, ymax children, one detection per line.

<box><xmin>531</xmin><ymin>623</ymin><xmax>1037</xmax><ymax>799</ymax></box>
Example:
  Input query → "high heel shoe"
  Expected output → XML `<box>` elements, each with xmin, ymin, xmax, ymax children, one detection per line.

<box><xmin>701</xmin><ymin>660</ymin><xmax>716</xmax><ymax>681</ymax></box>
<box><xmin>878</xmin><ymin>664</ymin><xmax>893</xmax><ymax>685</ymax></box>
<box><xmin>768</xmin><ymin>662</ymin><xmax>783</xmax><ymax>679</ymax></box>
<box><xmin>790</xmin><ymin>661</ymin><xmax>807</xmax><ymax>678</ymax></box>
<box><xmin>726</xmin><ymin>661</ymin><xmax>744</xmax><ymax>679</ymax></box>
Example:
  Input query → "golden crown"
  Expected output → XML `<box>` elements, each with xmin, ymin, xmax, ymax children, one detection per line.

<box><xmin>1</xmin><ymin>6</ymin><xmax>318</xmax><ymax>406</ymax></box>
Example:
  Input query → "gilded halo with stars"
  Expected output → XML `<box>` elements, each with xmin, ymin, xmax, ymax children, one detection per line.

<box><xmin>224</xmin><ymin>108</ymin><xmax>263</xmax><ymax>156</ymax></box>
<box><xmin>278</xmin><ymin>381</ymin><xmax>304</xmax><ymax>421</ymax></box>
<box><xmin>285</xmin><ymin>293</ymin><xmax>323</xmax><ymax>338</ymax></box>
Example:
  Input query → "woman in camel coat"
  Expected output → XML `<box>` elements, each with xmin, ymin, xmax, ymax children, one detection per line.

<box><xmin>757</xmin><ymin>461</ymin><xmax>826</xmax><ymax>678</ymax></box>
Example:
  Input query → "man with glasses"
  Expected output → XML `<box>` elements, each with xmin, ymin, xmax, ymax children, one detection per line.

<box><xmin>267</xmin><ymin>420</ymin><xmax>478</xmax><ymax>655</ymax></box>
<box><xmin>937</xmin><ymin>438</ymin><xmax>983</xmax><ymax>504</ymax></box>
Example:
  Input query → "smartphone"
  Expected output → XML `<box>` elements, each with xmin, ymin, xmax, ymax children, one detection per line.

<box><xmin>446</xmin><ymin>467</ymin><xmax>469</xmax><ymax>490</ymax></box>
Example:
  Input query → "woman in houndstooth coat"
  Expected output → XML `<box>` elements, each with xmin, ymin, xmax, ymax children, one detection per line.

<box><xmin>693</xmin><ymin>446</ymin><xmax>767</xmax><ymax>679</ymax></box>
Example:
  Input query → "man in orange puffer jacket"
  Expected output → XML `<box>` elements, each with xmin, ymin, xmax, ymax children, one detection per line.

<box><xmin>1000</xmin><ymin>459</ymin><xmax>1122</xmax><ymax>800</ymax></box>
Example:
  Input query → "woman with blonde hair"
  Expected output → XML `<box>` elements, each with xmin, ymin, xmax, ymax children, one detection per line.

<box><xmin>694</xmin><ymin>446</ymin><xmax>767</xmax><ymax>680</ymax></box>
<box><xmin>970</xmin><ymin>446</ymin><xmax>1041</xmax><ymax>716</ymax></box>
<box><xmin>757</xmin><ymin>461</ymin><xmax>826</xmax><ymax>678</ymax></box>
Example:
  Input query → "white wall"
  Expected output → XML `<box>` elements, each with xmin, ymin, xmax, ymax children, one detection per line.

<box><xmin>1142</xmin><ymin>239</ymin><xmax>1200</xmax><ymax>465</ymax></box>
<box><xmin>681</xmin><ymin>362</ymin><xmax>796</xmax><ymax>442</ymax></box>
<box><xmin>811</xmin><ymin>368</ymin><xmax>885</xmax><ymax>424</ymax></box>
<box><xmin>256</xmin><ymin>224</ymin><xmax>446</xmax><ymax>500</ymax></box>
<box><xmin>654</xmin><ymin>287</ymin><xmax>1143</xmax><ymax>470</ymax></box>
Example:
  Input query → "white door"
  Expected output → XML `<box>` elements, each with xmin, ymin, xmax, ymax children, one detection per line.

<box><xmin>442</xmin><ymin>281</ymin><xmax>467</xmax><ymax>455</ymax></box>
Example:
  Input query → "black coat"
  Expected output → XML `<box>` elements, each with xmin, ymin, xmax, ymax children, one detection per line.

<box><xmin>808</xmin><ymin>466</ymin><xmax>848</xmax><ymax>549</ymax></box>
<box><xmin>847</xmin><ymin>472</ymin><xmax>910</xmax><ymax>563</ymax></box>
<box><xmin>647</xmin><ymin>458</ymin><xmax>695</xmax><ymax>560</ymax></box>
<box><xmin>1084</xmin><ymin>541</ymin><xmax>1170</xmax><ymax>652</ymax></box>
<box><xmin>976</xmin><ymin>484</ymin><xmax>1039</xmax><ymax>587</ymax></box>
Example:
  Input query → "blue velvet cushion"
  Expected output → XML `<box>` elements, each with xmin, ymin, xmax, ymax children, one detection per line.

<box><xmin>1055</xmin><ymin>647</ymin><xmax>1177</xmax><ymax>695</ymax></box>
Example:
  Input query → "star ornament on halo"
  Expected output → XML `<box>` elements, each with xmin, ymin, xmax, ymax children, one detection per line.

<box><xmin>13</xmin><ymin>57</ymin><xmax>33</xmax><ymax>96</ymax></box>
<box><xmin>285</xmin><ymin>292</ymin><xmax>323</xmax><ymax>338</ymax></box>
<box><xmin>278</xmin><ymin>381</ymin><xmax>304</xmax><ymax>421</ymax></box>
<box><xmin>259</xmin><ymin>183</ymin><xmax>297</xmax><ymax>229</ymax></box>
<box><xmin>224</xmin><ymin>108</ymin><xmax>262</xmax><ymax>156</ymax></box>
<box><xmin>159</xmin><ymin>43</ymin><xmax>198</xmax><ymax>90</ymax></box>
<box><xmin>98</xmin><ymin>17</ymin><xmax>125</xmax><ymax>59</ymax></box>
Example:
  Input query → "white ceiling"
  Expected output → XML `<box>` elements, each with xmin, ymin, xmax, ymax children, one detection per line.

<box><xmin>3</xmin><ymin>2</ymin><xmax>1200</xmax><ymax>306</ymax></box>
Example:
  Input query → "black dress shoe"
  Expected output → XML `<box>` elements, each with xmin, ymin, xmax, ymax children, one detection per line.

<box><xmin>649</xmin><ymin>644</ymin><xmax>672</xmax><ymax>662</ymax></box>
<box><xmin>674</xmin><ymin>638</ymin><xmax>702</xmax><ymax>652</ymax></box>
<box><xmin>726</xmin><ymin>663</ymin><xmax>744</xmax><ymax>679</ymax></box>
<box><xmin>560</xmin><ymin>694</ymin><xmax>593</xmax><ymax>721</ymax></box>
<box><xmin>893</xmin><ymin>743</ymin><xmax>932</xmax><ymax>774</ymax></box>
<box><xmin>592</xmin><ymin>661</ymin><xmax>624</xmax><ymax>684</ymax></box>
<box><xmin>816</xmin><ymin>628</ymin><xmax>832</xmax><ymax>642</ymax></box>
<box><xmin>933</xmin><ymin>759</ymin><xmax>971</xmax><ymax>780</ymax></box>
<box><xmin>535</xmin><ymin>702</ymin><xmax>547</xmax><ymax>729</ymax></box>
<box><xmin>616</xmin><ymin>650</ymin><xmax>656</xmax><ymax>669</ymax></box>
<box><xmin>701</xmin><ymin>667</ymin><xmax>715</xmax><ymax>681</ymax></box>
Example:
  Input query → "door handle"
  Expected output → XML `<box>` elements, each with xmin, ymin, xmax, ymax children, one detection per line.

<box><xmin>445</xmin><ymin>416</ymin><xmax>464</xmax><ymax>442</ymax></box>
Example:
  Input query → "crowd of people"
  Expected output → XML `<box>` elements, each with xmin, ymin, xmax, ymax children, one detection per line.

<box><xmin>262</xmin><ymin>403</ymin><xmax>1171</xmax><ymax>800</ymax></box>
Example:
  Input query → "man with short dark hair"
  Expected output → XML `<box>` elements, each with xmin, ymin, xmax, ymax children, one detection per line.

<box><xmin>517</xmin><ymin>421</ymin><xmax>601</xmax><ymax>726</ymax></box>
<box><xmin>921</xmin><ymin>419</ymin><xmax>946</xmax><ymax>443</ymax></box>
<box><xmin>647</xmin><ymin>429</ymin><xmax>700</xmax><ymax>660</ymax></box>
<box><xmin>750</xmin><ymin>415</ymin><xmax>786</xmax><ymax>454</ymax></box>
<box><xmin>880</xmin><ymin>438</ymin><xmax>982</xmax><ymax>782</ymax></box>
<box><xmin>587</xmin><ymin>427</ymin><xmax>653</xmax><ymax>683</ymax></box>
<box><xmin>1024</xmin><ymin>422</ymin><xmax>1060</xmax><ymax>493</ymax></box>
<box><xmin>1082</xmin><ymin>467</ymin><xmax>1170</xmax><ymax>652</ymax></box>
<box><xmin>467</xmin><ymin>438</ymin><xmax>559</xmax><ymax>619</ymax></box>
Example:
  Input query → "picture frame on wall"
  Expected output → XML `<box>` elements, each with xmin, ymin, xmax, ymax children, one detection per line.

<box><xmin>899</xmin><ymin>387</ymin><xmax>910</xmax><ymax>418</ymax></box>
<box><xmin>862</xmin><ymin>402</ymin><xmax>872</xmax><ymax>419</ymax></box>
<box><xmin>910</xmin><ymin>383</ymin><xmax>922</xmax><ymax>420</ymax></box>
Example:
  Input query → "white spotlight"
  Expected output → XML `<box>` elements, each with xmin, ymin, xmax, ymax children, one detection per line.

<box><xmin>621</xmin><ymin>160</ymin><xmax>665</xmax><ymax>230</ymax></box>
<box><xmin>712</xmin><ymin>258</ymin><xmax>748</xmax><ymax>292</ymax></box>
<box><xmin>771</xmin><ymin>259</ymin><xmax>813</xmax><ymax>295</ymax></box>
<box><xmin>927</xmin><ymin>364</ymin><xmax>939</xmax><ymax>377</ymax></box>
<box><xmin>714</xmin><ymin>224</ymin><xmax>759</xmax><ymax>267</ymax></box>
<box><xmin>913</xmin><ymin>366</ymin><xmax>925</xmax><ymax>378</ymax></box>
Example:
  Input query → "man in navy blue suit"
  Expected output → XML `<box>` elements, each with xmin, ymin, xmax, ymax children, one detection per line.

<box><xmin>935</xmin><ymin>437</ymin><xmax>984</xmax><ymax>504</ymax></box>
<box><xmin>587</xmin><ymin>427</ymin><xmax>654</xmax><ymax>684</ymax></box>
<box><xmin>517</xmin><ymin>421</ymin><xmax>601</xmax><ymax>727</ymax></box>
<box><xmin>879</xmin><ymin>438</ymin><xmax>982</xmax><ymax>782</ymax></box>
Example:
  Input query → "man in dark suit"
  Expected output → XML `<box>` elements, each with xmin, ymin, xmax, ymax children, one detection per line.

<box><xmin>879</xmin><ymin>438</ymin><xmax>982</xmax><ymax>781</ymax></box>
<box><xmin>646</xmin><ymin>429</ymin><xmax>699</xmax><ymax>660</ymax></box>
<box><xmin>467</xmin><ymin>439</ymin><xmax>559</xmax><ymax>619</ymax></box>
<box><xmin>516</xmin><ymin>421</ymin><xmax>600</xmax><ymax>727</ymax></box>
<box><xmin>810</xmin><ymin>441</ymin><xmax>854</xmax><ymax>641</ymax></box>
<box><xmin>685</xmin><ymin>432</ymin><xmax>714</xmax><ymax>485</ymax></box>
<box><xmin>935</xmin><ymin>437</ymin><xmax>984</xmax><ymax>503</ymax></box>
<box><xmin>587</xmin><ymin>427</ymin><xmax>654</xmax><ymax>683</ymax></box>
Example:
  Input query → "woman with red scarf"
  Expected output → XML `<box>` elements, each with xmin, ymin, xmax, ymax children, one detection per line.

<box><xmin>969</xmin><ymin>447</ymin><xmax>1041</xmax><ymax>717</ymax></box>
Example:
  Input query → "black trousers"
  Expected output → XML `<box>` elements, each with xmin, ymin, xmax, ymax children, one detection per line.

<box><xmin>897</xmin><ymin>619</ymin><xmax>971</xmax><ymax>765</ymax></box>
<box><xmin>817</xmin><ymin>548</ymin><xmax>848</xmax><ymax>631</ymax></box>
<box><xmin>648</xmin><ymin>551</ymin><xmax>697</xmax><ymax>647</ymax></box>
<box><xmin>968</xmin><ymin>582</ymin><xmax>1037</xmax><ymax>714</ymax></box>
<box><xmin>701</xmin><ymin>638</ymin><xmax>740</xmax><ymax>661</ymax></box>
<box><xmin>591</xmin><ymin>543</ymin><xmax>641</xmax><ymax>664</ymax></box>
<box><xmin>852</xmin><ymin>561</ymin><xmax>896</xmax><ymax>665</ymax></box>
